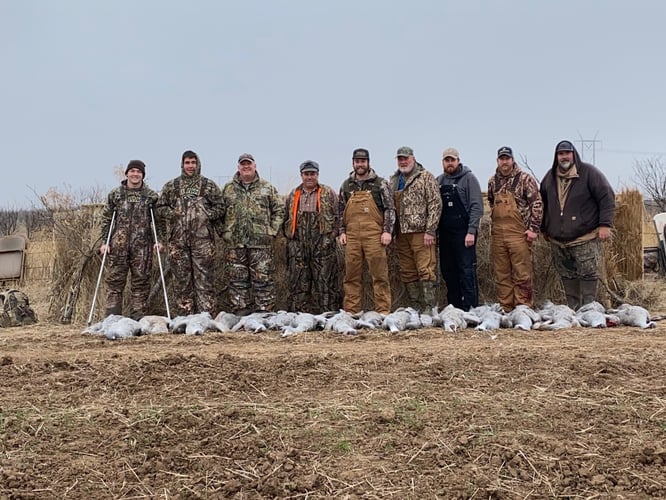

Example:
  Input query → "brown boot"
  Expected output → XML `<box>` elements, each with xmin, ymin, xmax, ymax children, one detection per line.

<box><xmin>421</xmin><ymin>280</ymin><xmax>439</xmax><ymax>314</ymax></box>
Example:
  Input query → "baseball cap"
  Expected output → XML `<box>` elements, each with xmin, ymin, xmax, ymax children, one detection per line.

<box><xmin>497</xmin><ymin>146</ymin><xmax>513</xmax><ymax>158</ymax></box>
<box><xmin>442</xmin><ymin>147</ymin><xmax>460</xmax><ymax>160</ymax></box>
<box><xmin>556</xmin><ymin>141</ymin><xmax>575</xmax><ymax>152</ymax></box>
<box><xmin>352</xmin><ymin>148</ymin><xmax>370</xmax><ymax>160</ymax></box>
<box><xmin>299</xmin><ymin>160</ymin><xmax>319</xmax><ymax>173</ymax></box>
<box><xmin>238</xmin><ymin>153</ymin><xmax>255</xmax><ymax>163</ymax></box>
<box><xmin>396</xmin><ymin>146</ymin><xmax>414</xmax><ymax>157</ymax></box>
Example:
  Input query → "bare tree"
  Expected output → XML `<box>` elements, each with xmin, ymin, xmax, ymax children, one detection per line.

<box><xmin>633</xmin><ymin>157</ymin><xmax>666</xmax><ymax>211</ymax></box>
<box><xmin>0</xmin><ymin>208</ymin><xmax>19</xmax><ymax>236</ymax></box>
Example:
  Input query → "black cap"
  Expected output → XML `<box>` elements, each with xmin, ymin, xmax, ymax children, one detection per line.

<box><xmin>352</xmin><ymin>148</ymin><xmax>370</xmax><ymax>160</ymax></box>
<box><xmin>497</xmin><ymin>146</ymin><xmax>513</xmax><ymax>158</ymax></box>
<box><xmin>556</xmin><ymin>141</ymin><xmax>575</xmax><ymax>152</ymax></box>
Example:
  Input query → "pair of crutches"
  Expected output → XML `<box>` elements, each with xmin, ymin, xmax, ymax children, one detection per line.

<box><xmin>87</xmin><ymin>209</ymin><xmax>171</xmax><ymax>326</ymax></box>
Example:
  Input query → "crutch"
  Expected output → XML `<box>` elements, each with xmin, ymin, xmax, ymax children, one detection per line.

<box><xmin>88</xmin><ymin>211</ymin><xmax>115</xmax><ymax>326</ymax></box>
<box><xmin>150</xmin><ymin>207</ymin><xmax>171</xmax><ymax>320</ymax></box>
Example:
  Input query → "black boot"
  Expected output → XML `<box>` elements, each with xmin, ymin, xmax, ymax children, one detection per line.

<box><xmin>561</xmin><ymin>278</ymin><xmax>581</xmax><ymax>310</ymax></box>
<box><xmin>581</xmin><ymin>279</ymin><xmax>598</xmax><ymax>306</ymax></box>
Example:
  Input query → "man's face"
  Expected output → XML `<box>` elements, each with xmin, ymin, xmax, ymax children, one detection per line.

<box><xmin>182</xmin><ymin>157</ymin><xmax>197</xmax><ymax>176</ymax></box>
<box><xmin>397</xmin><ymin>155</ymin><xmax>415</xmax><ymax>175</ymax></box>
<box><xmin>353</xmin><ymin>158</ymin><xmax>370</xmax><ymax>176</ymax></box>
<box><xmin>497</xmin><ymin>155</ymin><xmax>514</xmax><ymax>176</ymax></box>
<box><xmin>300</xmin><ymin>171</ymin><xmax>319</xmax><ymax>190</ymax></box>
<box><xmin>557</xmin><ymin>150</ymin><xmax>574</xmax><ymax>170</ymax></box>
<box><xmin>238</xmin><ymin>159</ymin><xmax>257</xmax><ymax>179</ymax></box>
<box><xmin>442</xmin><ymin>156</ymin><xmax>460</xmax><ymax>175</ymax></box>
<box><xmin>126</xmin><ymin>167</ymin><xmax>144</xmax><ymax>187</ymax></box>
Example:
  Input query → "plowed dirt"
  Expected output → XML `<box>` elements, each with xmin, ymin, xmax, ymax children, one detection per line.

<box><xmin>2</xmin><ymin>322</ymin><xmax>666</xmax><ymax>498</ymax></box>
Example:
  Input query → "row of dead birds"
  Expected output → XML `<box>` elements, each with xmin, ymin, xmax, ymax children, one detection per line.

<box><xmin>83</xmin><ymin>301</ymin><xmax>657</xmax><ymax>340</ymax></box>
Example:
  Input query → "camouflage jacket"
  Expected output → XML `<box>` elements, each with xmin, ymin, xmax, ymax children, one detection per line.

<box><xmin>221</xmin><ymin>172</ymin><xmax>285</xmax><ymax>248</ymax></box>
<box><xmin>338</xmin><ymin>168</ymin><xmax>396</xmax><ymax>235</ymax></box>
<box><xmin>284</xmin><ymin>183</ymin><xmax>339</xmax><ymax>239</ymax></box>
<box><xmin>487</xmin><ymin>164</ymin><xmax>543</xmax><ymax>233</ymax></box>
<box><xmin>156</xmin><ymin>173</ymin><xmax>225</xmax><ymax>244</ymax></box>
<box><xmin>99</xmin><ymin>181</ymin><xmax>161</xmax><ymax>252</ymax></box>
<box><xmin>389</xmin><ymin>163</ymin><xmax>442</xmax><ymax>235</ymax></box>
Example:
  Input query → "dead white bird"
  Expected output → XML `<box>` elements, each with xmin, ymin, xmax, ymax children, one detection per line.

<box><xmin>438</xmin><ymin>304</ymin><xmax>469</xmax><ymax>333</ymax></box>
<box><xmin>169</xmin><ymin>312</ymin><xmax>219</xmax><ymax>335</ymax></box>
<box><xmin>355</xmin><ymin>311</ymin><xmax>384</xmax><ymax>329</ymax></box>
<box><xmin>214</xmin><ymin>311</ymin><xmax>241</xmax><ymax>332</ymax></box>
<box><xmin>469</xmin><ymin>304</ymin><xmax>504</xmax><ymax>331</ymax></box>
<box><xmin>231</xmin><ymin>312</ymin><xmax>270</xmax><ymax>333</ymax></box>
<box><xmin>382</xmin><ymin>308</ymin><xmax>412</xmax><ymax>333</ymax></box>
<box><xmin>534</xmin><ymin>302</ymin><xmax>580</xmax><ymax>330</ymax></box>
<box><xmin>505</xmin><ymin>305</ymin><xmax>540</xmax><ymax>331</ymax></box>
<box><xmin>82</xmin><ymin>314</ymin><xmax>125</xmax><ymax>335</ymax></box>
<box><xmin>324</xmin><ymin>310</ymin><xmax>358</xmax><ymax>336</ymax></box>
<box><xmin>405</xmin><ymin>307</ymin><xmax>423</xmax><ymax>330</ymax></box>
<box><xmin>575</xmin><ymin>308</ymin><xmax>608</xmax><ymax>328</ymax></box>
<box><xmin>138</xmin><ymin>315</ymin><xmax>170</xmax><ymax>335</ymax></box>
<box><xmin>281</xmin><ymin>312</ymin><xmax>323</xmax><ymax>337</ymax></box>
<box><xmin>265</xmin><ymin>311</ymin><xmax>298</xmax><ymax>330</ymax></box>
<box><xmin>613</xmin><ymin>304</ymin><xmax>655</xmax><ymax>329</ymax></box>
<box><xmin>105</xmin><ymin>317</ymin><xmax>143</xmax><ymax>340</ymax></box>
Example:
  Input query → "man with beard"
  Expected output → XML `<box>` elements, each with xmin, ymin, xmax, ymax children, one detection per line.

<box><xmin>437</xmin><ymin>147</ymin><xmax>483</xmax><ymax>311</ymax></box>
<box><xmin>389</xmin><ymin>146</ymin><xmax>442</xmax><ymax>312</ymax></box>
<box><xmin>99</xmin><ymin>160</ymin><xmax>163</xmax><ymax>320</ymax></box>
<box><xmin>221</xmin><ymin>153</ymin><xmax>285</xmax><ymax>315</ymax></box>
<box><xmin>540</xmin><ymin>140</ymin><xmax>615</xmax><ymax>309</ymax></box>
<box><xmin>284</xmin><ymin>160</ymin><xmax>340</xmax><ymax>313</ymax></box>
<box><xmin>487</xmin><ymin>146</ymin><xmax>543</xmax><ymax>312</ymax></box>
<box><xmin>156</xmin><ymin>150</ymin><xmax>225</xmax><ymax>315</ymax></box>
<box><xmin>338</xmin><ymin>148</ymin><xmax>395</xmax><ymax>314</ymax></box>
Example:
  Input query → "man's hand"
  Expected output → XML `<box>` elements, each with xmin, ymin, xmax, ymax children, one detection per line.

<box><xmin>424</xmin><ymin>233</ymin><xmax>436</xmax><ymax>246</ymax></box>
<box><xmin>339</xmin><ymin>233</ymin><xmax>347</xmax><ymax>246</ymax></box>
<box><xmin>525</xmin><ymin>229</ymin><xmax>538</xmax><ymax>243</ymax></box>
<box><xmin>154</xmin><ymin>242</ymin><xmax>163</xmax><ymax>252</ymax></box>
<box><xmin>381</xmin><ymin>232</ymin><xmax>392</xmax><ymax>246</ymax></box>
<box><xmin>598</xmin><ymin>226</ymin><xmax>612</xmax><ymax>241</ymax></box>
<box><xmin>99</xmin><ymin>244</ymin><xmax>110</xmax><ymax>255</ymax></box>
<box><xmin>464</xmin><ymin>233</ymin><xmax>475</xmax><ymax>247</ymax></box>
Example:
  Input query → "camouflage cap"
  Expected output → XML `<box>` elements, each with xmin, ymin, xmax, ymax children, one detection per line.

<box><xmin>396</xmin><ymin>146</ymin><xmax>414</xmax><ymax>157</ymax></box>
<box><xmin>238</xmin><ymin>153</ymin><xmax>255</xmax><ymax>163</ymax></box>
<box><xmin>352</xmin><ymin>148</ymin><xmax>370</xmax><ymax>160</ymax></box>
<box><xmin>442</xmin><ymin>147</ymin><xmax>460</xmax><ymax>160</ymax></box>
<box><xmin>299</xmin><ymin>160</ymin><xmax>319</xmax><ymax>173</ymax></box>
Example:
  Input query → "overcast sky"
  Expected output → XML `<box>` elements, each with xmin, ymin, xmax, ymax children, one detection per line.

<box><xmin>2</xmin><ymin>0</ymin><xmax>665</xmax><ymax>208</ymax></box>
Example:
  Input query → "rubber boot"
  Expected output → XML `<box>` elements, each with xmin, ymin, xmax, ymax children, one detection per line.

<box><xmin>581</xmin><ymin>279</ymin><xmax>598</xmax><ymax>306</ymax></box>
<box><xmin>405</xmin><ymin>281</ymin><xmax>423</xmax><ymax>311</ymax></box>
<box><xmin>421</xmin><ymin>280</ymin><xmax>439</xmax><ymax>314</ymax></box>
<box><xmin>561</xmin><ymin>278</ymin><xmax>581</xmax><ymax>310</ymax></box>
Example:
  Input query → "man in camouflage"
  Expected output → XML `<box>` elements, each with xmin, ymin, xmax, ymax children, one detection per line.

<box><xmin>156</xmin><ymin>151</ymin><xmax>225</xmax><ymax>315</ymax></box>
<box><xmin>221</xmin><ymin>153</ymin><xmax>285</xmax><ymax>315</ymax></box>
<box><xmin>389</xmin><ymin>147</ymin><xmax>442</xmax><ymax>312</ymax></box>
<box><xmin>339</xmin><ymin>148</ymin><xmax>395</xmax><ymax>315</ymax></box>
<box><xmin>99</xmin><ymin>160</ymin><xmax>162</xmax><ymax>320</ymax></box>
<box><xmin>540</xmin><ymin>140</ymin><xmax>615</xmax><ymax>309</ymax></box>
<box><xmin>487</xmin><ymin>147</ymin><xmax>543</xmax><ymax>311</ymax></box>
<box><xmin>284</xmin><ymin>160</ymin><xmax>340</xmax><ymax>313</ymax></box>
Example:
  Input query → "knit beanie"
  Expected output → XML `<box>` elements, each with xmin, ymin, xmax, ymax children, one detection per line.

<box><xmin>125</xmin><ymin>160</ymin><xmax>146</xmax><ymax>177</ymax></box>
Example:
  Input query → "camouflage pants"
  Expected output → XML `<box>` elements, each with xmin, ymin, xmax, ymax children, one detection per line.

<box><xmin>287</xmin><ymin>223</ymin><xmax>339</xmax><ymax>313</ymax></box>
<box><xmin>550</xmin><ymin>239</ymin><xmax>601</xmax><ymax>280</ymax></box>
<box><xmin>105</xmin><ymin>245</ymin><xmax>152</xmax><ymax>320</ymax></box>
<box><xmin>225</xmin><ymin>247</ymin><xmax>275</xmax><ymax>314</ymax></box>
<box><xmin>169</xmin><ymin>238</ymin><xmax>216</xmax><ymax>316</ymax></box>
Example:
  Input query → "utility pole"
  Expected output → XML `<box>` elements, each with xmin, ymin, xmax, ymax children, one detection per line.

<box><xmin>576</xmin><ymin>132</ymin><xmax>602</xmax><ymax>164</ymax></box>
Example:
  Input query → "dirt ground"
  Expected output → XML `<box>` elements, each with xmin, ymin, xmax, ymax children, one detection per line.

<box><xmin>2</xmin><ymin>320</ymin><xmax>666</xmax><ymax>499</ymax></box>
